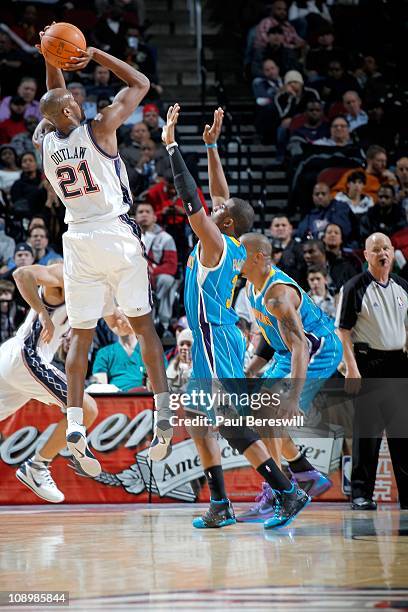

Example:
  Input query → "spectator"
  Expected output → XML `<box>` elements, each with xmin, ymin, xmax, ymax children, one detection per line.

<box><xmin>269</xmin><ymin>214</ymin><xmax>306</xmax><ymax>286</ymax></box>
<box><xmin>253</xmin><ymin>59</ymin><xmax>283</xmax><ymax>107</ymax></box>
<box><xmin>360</xmin><ymin>185</ymin><xmax>406</xmax><ymax>241</ymax></box>
<box><xmin>136</xmin><ymin>202</ymin><xmax>178</xmax><ymax>337</ymax></box>
<box><xmin>10</xmin><ymin>115</ymin><xmax>39</xmax><ymax>159</ymax></box>
<box><xmin>336</xmin><ymin>232</ymin><xmax>408</xmax><ymax>510</ymax></box>
<box><xmin>0</xmin><ymin>77</ymin><xmax>41</xmax><ymax>122</ymax></box>
<box><xmin>143</xmin><ymin>104</ymin><xmax>164</xmax><ymax>144</ymax></box>
<box><xmin>255</xmin><ymin>0</ymin><xmax>305</xmax><ymax>50</ymax></box>
<box><xmin>1</xmin><ymin>242</ymin><xmax>34</xmax><ymax>281</ymax></box>
<box><xmin>0</xmin><ymin>279</ymin><xmax>18</xmax><ymax>341</ymax></box>
<box><xmin>395</xmin><ymin>157</ymin><xmax>408</xmax><ymax>211</ymax></box>
<box><xmin>323</xmin><ymin>59</ymin><xmax>360</xmax><ymax>106</ymax></box>
<box><xmin>274</xmin><ymin>70</ymin><xmax>320</xmax><ymax>161</ymax></box>
<box><xmin>93</xmin><ymin>4</ymin><xmax>129</xmax><ymax>56</ymax></box>
<box><xmin>10</xmin><ymin>151</ymin><xmax>46</xmax><ymax>218</ymax></box>
<box><xmin>334</xmin><ymin>171</ymin><xmax>374</xmax><ymax>216</ymax></box>
<box><xmin>92</xmin><ymin>319</ymin><xmax>146</xmax><ymax>392</ymax></box>
<box><xmin>27</xmin><ymin>215</ymin><xmax>46</xmax><ymax>233</ymax></box>
<box><xmin>0</xmin><ymin>96</ymin><xmax>27</xmax><ymax>144</ymax></box>
<box><xmin>0</xmin><ymin>216</ymin><xmax>15</xmax><ymax>270</ymax></box>
<box><xmin>10</xmin><ymin>4</ymin><xmax>40</xmax><ymax>46</ymax></box>
<box><xmin>0</xmin><ymin>145</ymin><xmax>21</xmax><ymax>198</ymax></box>
<box><xmin>332</xmin><ymin>145</ymin><xmax>398</xmax><ymax>201</ymax></box>
<box><xmin>27</xmin><ymin>226</ymin><xmax>60</xmax><ymax>265</ymax></box>
<box><xmin>306</xmin><ymin>24</ymin><xmax>344</xmax><ymax>79</ymax></box>
<box><xmin>67</xmin><ymin>83</ymin><xmax>96</xmax><ymax>120</ymax></box>
<box><xmin>257</xmin><ymin>26</ymin><xmax>302</xmax><ymax>76</ymax></box>
<box><xmin>119</xmin><ymin>122</ymin><xmax>150</xmax><ymax>169</ymax></box>
<box><xmin>85</xmin><ymin>65</ymin><xmax>118</xmax><ymax>100</ymax></box>
<box><xmin>342</xmin><ymin>91</ymin><xmax>368</xmax><ymax>132</ymax></box>
<box><xmin>302</xmin><ymin>238</ymin><xmax>356</xmax><ymax>293</ymax></box>
<box><xmin>314</xmin><ymin>115</ymin><xmax>352</xmax><ymax>146</ymax></box>
<box><xmin>306</xmin><ymin>265</ymin><xmax>336</xmax><ymax>318</ymax></box>
<box><xmin>166</xmin><ymin>328</ymin><xmax>193</xmax><ymax>392</ymax></box>
<box><xmin>253</xmin><ymin>59</ymin><xmax>283</xmax><ymax>143</ymax></box>
<box><xmin>322</xmin><ymin>222</ymin><xmax>362</xmax><ymax>279</ymax></box>
<box><xmin>0</xmin><ymin>32</ymin><xmax>24</xmax><ymax>96</ymax></box>
<box><xmin>287</xmin><ymin>100</ymin><xmax>329</xmax><ymax>157</ymax></box>
<box><xmin>288</xmin><ymin>0</ymin><xmax>332</xmax><ymax>25</ymax></box>
<box><xmin>123</xmin><ymin>26</ymin><xmax>159</xmax><ymax>87</ymax></box>
<box><xmin>296</xmin><ymin>182</ymin><xmax>358</xmax><ymax>245</ymax></box>
<box><xmin>133</xmin><ymin>139</ymin><xmax>170</xmax><ymax>194</ymax></box>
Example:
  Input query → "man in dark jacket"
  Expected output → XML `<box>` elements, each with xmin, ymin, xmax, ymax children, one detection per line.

<box><xmin>360</xmin><ymin>185</ymin><xmax>406</xmax><ymax>241</ymax></box>
<box><xmin>296</xmin><ymin>182</ymin><xmax>359</xmax><ymax>246</ymax></box>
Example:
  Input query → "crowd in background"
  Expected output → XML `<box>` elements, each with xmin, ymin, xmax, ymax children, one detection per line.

<box><xmin>0</xmin><ymin>0</ymin><xmax>407</xmax><ymax>396</ymax></box>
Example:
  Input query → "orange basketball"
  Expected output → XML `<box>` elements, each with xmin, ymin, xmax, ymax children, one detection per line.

<box><xmin>41</xmin><ymin>22</ymin><xmax>86</xmax><ymax>71</ymax></box>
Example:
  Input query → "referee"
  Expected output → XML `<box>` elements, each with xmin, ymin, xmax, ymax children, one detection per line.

<box><xmin>336</xmin><ymin>232</ymin><xmax>408</xmax><ymax>510</ymax></box>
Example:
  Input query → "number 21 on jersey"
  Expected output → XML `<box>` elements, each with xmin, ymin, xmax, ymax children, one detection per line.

<box><xmin>56</xmin><ymin>160</ymin><xmax>100</xmax><ymax>199</ymax></box>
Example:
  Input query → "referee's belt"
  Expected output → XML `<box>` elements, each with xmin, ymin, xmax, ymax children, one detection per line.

<box><xmin>353</xmin><ymin>343</ymin><xmax>404</xmax><ymax>357</ymax></box>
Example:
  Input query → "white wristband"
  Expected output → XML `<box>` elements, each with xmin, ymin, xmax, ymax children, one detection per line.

<box><xmin>166</xmin><ymin>142</ymin><xmax>178</xmax><ymax>151</ymax></box>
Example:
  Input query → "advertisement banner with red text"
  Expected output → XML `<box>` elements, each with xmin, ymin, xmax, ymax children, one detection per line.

<box><xmin>0</xmin><ymin>395</ymin><xmax>397</xmax><ymax>504</ymax></box>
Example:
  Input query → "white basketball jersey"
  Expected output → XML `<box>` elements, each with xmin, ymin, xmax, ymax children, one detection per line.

<box><xmin>16</xmin><ymin>292</ymin><xmax>69</xmax><ymax>363</ymax></box>
<box><xmin>42</xmin><ymin>123</ymin><xmax>132</xmax><ymax>225</ymax></box>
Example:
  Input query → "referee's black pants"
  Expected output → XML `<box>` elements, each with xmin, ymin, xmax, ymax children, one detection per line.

<box><xmin>351</xmin><ymin>348</ymin><xmax>408</xmax><ymax>506</ymax></box>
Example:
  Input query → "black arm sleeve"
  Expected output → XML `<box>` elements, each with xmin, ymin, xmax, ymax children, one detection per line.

<box><xmin>168</xmin><ymin>145</ymin><xmax>203</xmax><ymax>216</ymax></box>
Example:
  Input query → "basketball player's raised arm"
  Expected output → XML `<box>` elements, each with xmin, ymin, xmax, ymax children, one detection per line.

<box><xmin>265</xmin><ymin>284</ymin><xmax>309</xmax><ymax>404</ymax></box>
<box><xmin>37</xmin><ymin>24</ymin><xmax>66</xmax><ymax>90</ymax></box>
<box><xmin>13</xmin><ymin>264</ymin><xmax>64</xmax><ymax>343</ymax></box>
<box><xmin>69</xmin><ymin>48</ymin><xmax>150</xmax><ymax>134</ymax></box>
<box><xmin>162</xmin><ymin>104</ymin><xmax>224</xmax><ymax>267</ymax></box>
<box><xmin>203</xmin><ymin>107</ymin><xmax>230</xmax><ymax>209</ymax></box>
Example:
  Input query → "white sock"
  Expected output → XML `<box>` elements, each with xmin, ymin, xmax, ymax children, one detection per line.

<box><xmin>67</xmin><ymin>407</ymin><xmax>84</xmax><ymax>427</ymax></box>
<box><xmin>154</xmin><ymin>392</ymin><xmax>172</xmax><ymax>422</ymax></box>
<box><xmin>33</xmin><ymin>452</ymin><xmax>51</xmax><ymax>464</ymax></box>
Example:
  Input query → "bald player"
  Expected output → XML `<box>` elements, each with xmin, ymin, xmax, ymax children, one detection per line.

<box><xmin>236</xmin><ymin>232</ymin><xmax>343</xmax><ymax>523</ymax></box>
<box><xmin>34</xmin><ymin>25</ymin><xmax>173</xmax><ymax>473</ymax></box>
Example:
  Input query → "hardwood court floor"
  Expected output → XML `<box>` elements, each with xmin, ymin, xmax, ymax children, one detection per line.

<box><xmin>0</xmin><ymin>503</ymin><xmax>407</xmax><ymax>611</ymax></box>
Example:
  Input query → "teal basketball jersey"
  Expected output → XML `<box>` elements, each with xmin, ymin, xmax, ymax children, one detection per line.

<box><xmin>184</xmin><ymin>234</ymin><xmax>246</xmax><ymax>329</ymax></box>
<box><xmin>247</xmin><ymin>266</ymin><xmax>336</xmax><ymax>357</ymax></box>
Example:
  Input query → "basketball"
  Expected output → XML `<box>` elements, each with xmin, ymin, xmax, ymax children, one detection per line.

<box><xmin>41</xmin><ymin>22</ymin><xmax>86</xmax><ymax>70</ymax></box>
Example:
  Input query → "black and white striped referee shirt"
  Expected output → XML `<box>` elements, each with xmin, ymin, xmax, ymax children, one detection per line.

<box><xmin>335</xmin><ymin>271</ymin><xmax>408</xmax><ymax>351</ymax></box>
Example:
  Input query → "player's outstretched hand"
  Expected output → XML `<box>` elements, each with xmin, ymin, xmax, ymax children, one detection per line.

<box><xmin>39</xmin><ymin>310</ymin><xmax>55</xmax><ymax>344</ymax></box>
<box><xmin>162</xmin><ymin>103</ymin><xmax>180</xmax><ymax>146</ymax></box>
<box><xmin>203</xmin><ymin>107</ymin><xmax>224</xmax><ymax>145</ymax></box>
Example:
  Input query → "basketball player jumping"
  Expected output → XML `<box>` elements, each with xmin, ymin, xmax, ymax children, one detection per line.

<box><xmin>35</xmin><ymin>27</ymin><xmax>173</xmax><ymax>472</ymax></box>
<box><xmin>0</xmin><ymin>262</ymin><xmax>128</xmax><ymax>501</ymax></box>
<box><xmin>162</xmin><ymin>104</ymin><xmax>311</xmax><ymax>530</ymax></box>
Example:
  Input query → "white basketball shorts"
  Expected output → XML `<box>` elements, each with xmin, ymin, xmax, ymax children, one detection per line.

<box><xmin>62</xmin><ymin>214</ymin><xmax>152</xmax><ymax>329</ymax></box>
<box><xmin>0</xmin><ymin>338</ymin><xmax>67</xmax><ymax>421</ymax></box>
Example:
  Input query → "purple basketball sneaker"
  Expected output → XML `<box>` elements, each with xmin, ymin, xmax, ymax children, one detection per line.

<box><xmin>289</xmin><ymin>468</ymin><xmax>332</xmax><ymax>498</ymax></box>
<box><xmin>236</xmin><ymin>482</ymin><xmax>276</xmax><ymax>523</ymax></box>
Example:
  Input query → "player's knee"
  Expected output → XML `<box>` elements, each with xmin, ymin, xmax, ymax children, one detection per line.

<box><xmin>218</xmin><ymin>424</ymin><xmax>260</xmax><ymax>455</ymax></box>
<box><xmin>83</xmin><ymin>394</ymin><xmax>98</xmax><ymax>425</ymax></box>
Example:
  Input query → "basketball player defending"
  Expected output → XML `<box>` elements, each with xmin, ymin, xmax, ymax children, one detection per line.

<box><xmin>35</xmin><ymin>28</ymin><xmax>172</xmax><ymax>471</ymax></box>
<box><xmin>163</xmin><ymin>105</ymin><xmax>311</xmax><ymax>529</ymax></box>
<box><xmin>0</xmin><ymin>262</ymin><xmax>127</xmax><ymax>501</ymax></box>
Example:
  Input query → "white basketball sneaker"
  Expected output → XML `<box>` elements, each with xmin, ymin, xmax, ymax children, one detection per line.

<box><xmin>16</xmin><ymin>459</ymin><xmax>65</xmax><ymax>503</ymax></box>
<box><xmin>66</xmin><ymin>422</ymin><xmax>101</xmax><ymax>477</ymax></box>
<box><xmin>148</xmin><ymin>413</ymin><xmax>173</xmax><ymax>462</ymax></box>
